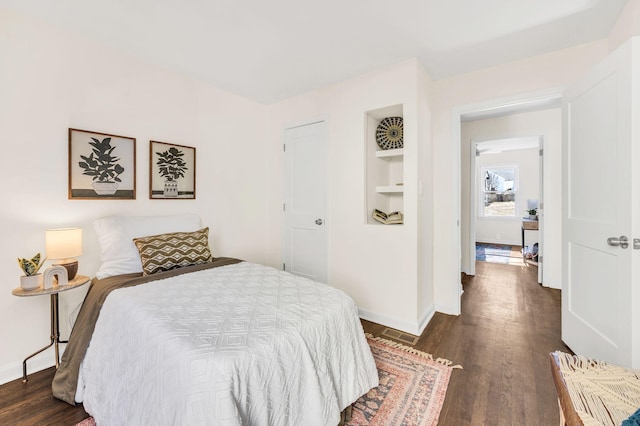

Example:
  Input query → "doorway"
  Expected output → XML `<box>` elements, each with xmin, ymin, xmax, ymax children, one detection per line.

<box><xmin>468</xmin><ymin>136</ymin><xmax>543</xmax><ymax>282</ymax></box>
<box><xmin>282</xmin><ymin>120</ymin><xmax>329</xmax><ymax>283</ymax></box>
<box><xmin>452</xmin><ymin>89</ymin><xmax>563</xmax><ymax>316</ymax></box>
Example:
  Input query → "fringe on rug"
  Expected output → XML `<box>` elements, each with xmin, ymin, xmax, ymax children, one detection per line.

<box><xmin>553</xmin><ymin>351</ymin><xmax>640</xmax><ymax>426</ymax></box>
<box><xmin>365</xmin><ymin>333</ymin><xmax>463</xmax><ymax>369</ymax></box>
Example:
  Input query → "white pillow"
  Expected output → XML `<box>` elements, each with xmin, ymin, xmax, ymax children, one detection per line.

<box><xmin>94</xmin><ymin>213</ymin><xmax>202</xmax><ymax>279</ymax></box>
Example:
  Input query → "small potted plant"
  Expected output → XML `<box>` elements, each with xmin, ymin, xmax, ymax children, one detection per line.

<box><xmin>155</xmin><ymin>147</ymin><xmax>188</xmax><ymax>197</ymax></box>
<box><xmin>527</xmin><ymin>208</ymin><xmax>538</xmax><ymax>220</ymax></box>
<box><xmin>17</xmin><ymin>253</ymin><xmax>46</xmax><ymax>290</ymax></box>
<box><xmin>78</xmin><ymin>137</ymin><xmax>125</xmax><ymax>195</ymax></box>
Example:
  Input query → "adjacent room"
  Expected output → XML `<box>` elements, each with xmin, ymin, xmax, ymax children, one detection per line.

<box><xmin>474</xmin><ymin>141</ymin><xmax>541</xmax><ymax>267</ymax></box>
<box><xmin>1</xmin><ymin>1</ymin><xmax>640</xmax><ymax>425</ymax></box>
<box><xmin>461</xmin><ymin>107</ymin><xmax>552</xmax><ymax>281</ymax></box>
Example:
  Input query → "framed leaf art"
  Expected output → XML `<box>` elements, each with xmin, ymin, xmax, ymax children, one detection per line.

<box><xmin>69</xmin><ymin>128</ymin><xmax>136</xmax><ymax>199</ymax></box>
<box><xmin>149</xmin><ymin>141</ymin><xmax>196</xmax><ymax>199</ymax></box>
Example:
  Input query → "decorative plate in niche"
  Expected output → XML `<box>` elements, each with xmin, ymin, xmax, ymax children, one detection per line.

<box><xmin>375</xmin><ymin>117</ymin><xmax>403</xmax><ymax>150</ymax></box>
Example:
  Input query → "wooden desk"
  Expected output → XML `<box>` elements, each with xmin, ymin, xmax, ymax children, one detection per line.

<box><xmin>522</xmin><ymin>218</ymin><xmax>539</xmax><ymax>252</ymax></box>
<box><xmin>12</xmin><ymin>275</ymin><xmax>90</xmax><ymax>382</ymax></box>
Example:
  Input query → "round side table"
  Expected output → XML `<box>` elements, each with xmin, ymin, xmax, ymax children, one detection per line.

<box><xmin>12</xmin><ymin>275</ymin><xmax>90</xmax><ymax>382</ymax></box>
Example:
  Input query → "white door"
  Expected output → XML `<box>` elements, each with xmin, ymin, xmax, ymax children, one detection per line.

<box><xmin>562</xmin><ymin>39</ymin><xmax>637</xmax><ymax>368</ymax></box>
<box><xmin>282</xmin><ymin>120</ymin><xmax>328</xmax><ymax>283</ymax></box>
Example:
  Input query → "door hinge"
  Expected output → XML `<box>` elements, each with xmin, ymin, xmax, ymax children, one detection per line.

<box><xmin>283</xmin><ymin>203</ymin><xmax>286</xmax><ymax>212</ymax></box>
<box><xmin>539</xmin><ymin>149</ymin><xmax>543</xmax><ymax>156</ymax></box>
<box><xmin>283</xmin><ymin>144</ymin><xmax>286</xmax><ymax>152</ymax></box>
<box><xmin>283</xmin><ymin>263</ymin><xmax>286</xmax><ymax>270</ymax></box>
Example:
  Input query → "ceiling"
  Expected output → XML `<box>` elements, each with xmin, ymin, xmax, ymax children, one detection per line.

<box><xmin>1</xmin><ymin>0</ymin><xmax>629</xmax><ymax>104</ymax></box>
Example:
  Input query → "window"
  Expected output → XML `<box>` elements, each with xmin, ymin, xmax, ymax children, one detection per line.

<box><xmin>480</xmin><ymin>165</ymin><xmax>518</xmax><ymax>217</ymax></box>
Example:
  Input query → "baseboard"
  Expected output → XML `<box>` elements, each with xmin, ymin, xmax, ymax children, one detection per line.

<box><xmin>416</xmin><ymin>305</ymin><xmax>435</xmax><ymax>335</ymax></box>
<box><xmin>0</xmin><ymin>344</ymin><xmax>65</xmax><ymax>385</ymax></box>
<box><xmin>542</xmin><ymin>281</ymin><xmax>560</xmax><ymax>290</ymax></box>
<box><xmin>359</xmin><ymin>306</ymin><xmax>434</xmax><ymax>336</ymax></box>
<box><xmin>435</xmin><ymin>300</ymin><xmax>462</xmax><ymax>316</ymax></box>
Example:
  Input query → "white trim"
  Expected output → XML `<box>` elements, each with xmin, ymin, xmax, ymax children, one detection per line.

<box><xmin>416</xmin><ymin>306</ymin><xmax>436</xmax><ymax>335</ymax></box>
<box><xmin>283</xmin><ymin>115</ymin><xmax>329</xmax><ymax>131</ymax></box>
<box><xmin>358</xmin><ymin>306</ymin><xmax>435</xmax><ymax>336</ymax></box>
<box><xmin>459</xmin><ymin>89</ymin><xmax>563</xmax><ymax>121</ymax></box>
<box><xmin>538</xmin><ymin>137</ymin><xmax>544</xmax><ymax>285</ymax></box>
<box><xmin>467</xmin><ymin>140</ymin><xmax>477</xmax><ymax>276</ymax></box>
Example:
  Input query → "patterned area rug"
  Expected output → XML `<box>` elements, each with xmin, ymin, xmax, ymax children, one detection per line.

<box><xmin>76</xmin><ymin>335</ymin><xmax>459</xmax><ymax>426</ymax></box>
<box><xmin>346</xmin><ymin>335</ymin><xmax>459</xmax><ymax>426</ymax></box>
<box><xmin>476</xmin><ymin>242</ymin><xmax>525</xmax><ymax>266</ymax></box>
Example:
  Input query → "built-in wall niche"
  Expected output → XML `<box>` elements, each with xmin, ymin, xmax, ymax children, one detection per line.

<box><xmin>365</xmin><ymin>103</ymin><xmax>404</xmax><ymax>225</ymax></box>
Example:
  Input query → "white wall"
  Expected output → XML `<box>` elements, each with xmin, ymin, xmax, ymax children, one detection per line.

<box><xmin>473</xmin><ymin>148</ymin><xmax>540</xmax><ymax>246</ymax></box>
<box><xmin>0</xmin><ymin>9</ymin><xmax>270</xmax><ymax>384</ymax></box>
<box><xmin>460</xmin><ymin>108</ymin><xmax>562</xmax><ymax>288</ymax></box>
<box><xmin>417</xmin><ymin>65</ymin><xmax>434</xmax><ymax>320</ymax></box>
<box><xmin>265</xmin><ymin>59</ymin><xmax>434</xmax><ymax>334</ymax></box>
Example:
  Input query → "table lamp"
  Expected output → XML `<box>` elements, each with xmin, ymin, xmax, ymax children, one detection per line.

<box><xmin>45</xmin><ymin>228</ymin><xmax>82</xmax><ymax>280</ymax></box>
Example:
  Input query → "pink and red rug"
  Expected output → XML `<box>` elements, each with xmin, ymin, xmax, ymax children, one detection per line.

<box><xmin>346</xmin><ymin>335</ymin><xmax>458</xmax><ymax>425</ymax></box>
<box><xmin>77</xmin><ymin>335</ymin><xmax>458</xmax><ymax>426</ymax></box>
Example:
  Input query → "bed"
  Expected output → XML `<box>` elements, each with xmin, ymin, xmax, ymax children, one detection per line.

<box><xmin>52</xmin><ymin>214</ymin><xmax>379</xmax><ymax>425</ymax></box>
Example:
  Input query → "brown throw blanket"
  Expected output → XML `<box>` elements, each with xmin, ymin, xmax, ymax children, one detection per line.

<box><xmin>52</xmin><ymin>257</ymin><xmax>242</xmax><ymax>405</ymax></box>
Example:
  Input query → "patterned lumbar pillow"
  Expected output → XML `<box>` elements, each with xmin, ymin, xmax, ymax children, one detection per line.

<box><xmin>133</xmin><ymin>227</ymin><xmax>213</xmax><ymax>275</ymax></box>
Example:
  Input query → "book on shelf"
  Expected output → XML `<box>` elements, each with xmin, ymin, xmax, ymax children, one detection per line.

<box><xmin>372</xmin><ymin>209</ymin><xmax>403</xmax><ymax>225</ymax></box>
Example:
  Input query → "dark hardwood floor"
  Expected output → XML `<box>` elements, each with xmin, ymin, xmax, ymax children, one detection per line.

<box><xmin>0</xmin><ymin>367</ymin><xmax>87</xmax><ymax>426</ymax></box>
<box><xmin>0</xmin><ymin>260</ymin><xmax>568</xmax><ymax>425</ymax></box>
<box><xmin>363</xmin><ymin>260</ymin><xmax>571</xmax><ymax>425</ymax></box>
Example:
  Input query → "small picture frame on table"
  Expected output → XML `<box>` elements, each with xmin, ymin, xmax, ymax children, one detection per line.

<box><xmin>68</xmin><ymin>128</ymin><xmax>136</xmax><ymax>200</ymax></box>
<box><xmin>149</xmin><ymin>141</ymin><xmax>196</xmax><ymax>199</ymax></box>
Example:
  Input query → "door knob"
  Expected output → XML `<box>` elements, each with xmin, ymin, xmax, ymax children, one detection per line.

<box><xmin>315</xmin><ymin>218</ymin><xmax>323</xmax><ymax>225</ymax></box>
<box><xmin>607</xmin><ymin>235</ymin><xmax>629</xmax><ymax>249</ymax></box>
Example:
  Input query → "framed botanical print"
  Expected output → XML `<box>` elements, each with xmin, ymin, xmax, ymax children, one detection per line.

<box><xmin>149</xmin><ymin>141</ymin><xmax>196</xmax><ymax>199</ymax></box>
<box><xmin>69</xmin><ymin>128</ymin><xmax>136</xmax><ymax>199</ymax></box>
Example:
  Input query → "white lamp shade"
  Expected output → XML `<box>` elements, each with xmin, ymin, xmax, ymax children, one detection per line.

<box><xmin>45</xmin><ymin>228</ymin><xmax>82</xmax><ymax>260</ymax></box>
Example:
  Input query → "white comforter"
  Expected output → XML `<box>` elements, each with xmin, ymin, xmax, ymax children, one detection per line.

<box><xmin>76</xmin><ymin>262</ymin><xmax>378</xmax><ymax>425</ymax></box>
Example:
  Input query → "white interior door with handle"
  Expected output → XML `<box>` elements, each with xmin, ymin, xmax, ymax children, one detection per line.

<box><xmin>282</xmin><ymin>120</ymin><xmax>328</xmax><ymax>283</ymax></box>
<box><xmin>562</xmin><ymin>38</ymin><xmax>637</xmax><ymax>368</ymax></box>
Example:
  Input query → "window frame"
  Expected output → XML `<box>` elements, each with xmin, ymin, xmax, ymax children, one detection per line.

<box><xmin>478</xmin><ymin>163</ymin><xmax>520</xmax><ymax>219</ymax></box>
